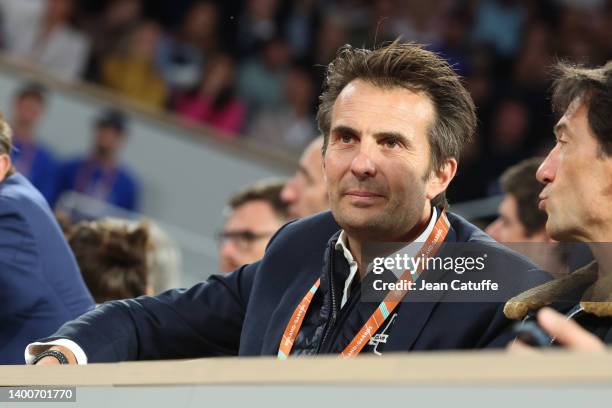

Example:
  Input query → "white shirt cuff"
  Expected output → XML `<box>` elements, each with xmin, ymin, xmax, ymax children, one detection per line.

<box><xmin>25</xmin><ymin>339</ymin><xmax>88</xmax><ymax>365</ymax></box>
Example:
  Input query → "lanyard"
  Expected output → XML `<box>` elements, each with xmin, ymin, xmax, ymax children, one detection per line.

<box><xmin>278</xmin><ymin>210</ymin><xmax>450</xmax><ymax>359</ymax></box>
<box><xmin>74</xmin><ymin>159</ymin><xmax>118</xmax><ymax>202</ymax></box>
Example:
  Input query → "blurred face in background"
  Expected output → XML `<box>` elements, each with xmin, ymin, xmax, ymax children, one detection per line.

<box><xmin>492</xmin><ymin>100</ymin><xmax>529</xmax><ymax>151</ymax></box>
<box><xmin>537</xmin><ymin>99</ymin><xmax>612</xmax><ymax>242</ymax></box>
<box><xmin>218</xmin><ymin>200</ymin><xmax>285</xmax><ymax>272</ymax></box>
<box><xmin>105</xmin><ymin>0</ymin><xmax>142</xmax><ymax>27</ymax></box>
<box><xmin>486</xmin><ymin>195</ymin><xmax>532</xmax><ymax>242</ymax></box>
<box><xmin>94</xmin><ymin>125</ymin><xmax>125</xmax><ymax>161</ymax></box>
<box><xmin>201</xmin><ymin>55</ymin><xmax>235</xmax><ymax>96</ymax></box>
<box><xmin>285</xmin><ymin>68</ymin><xmax>314</xmax><ymax>113</ymax></box>
<box><xmin>281</xmin><ymin>137</ymin><xmax>328</xmax><ymax>218</ymax></box>
<box><xmin>183</xmin><ymin>2</ymin><xmax>218</xmax><ymax>41</ymax></box>
<box><xmin>12</xmin><ymin>95</ymin><xmax>45</xmax><ymax>138</ymax></box>
<box><xmin>46</xmin><ymin>0</ymin><xmax>74</xmax><ymax>24</ymax></box>
<box><xmin>131</xmin><ymin>22</ymin><xmax>161</xmax><ymax>60</ymax></box>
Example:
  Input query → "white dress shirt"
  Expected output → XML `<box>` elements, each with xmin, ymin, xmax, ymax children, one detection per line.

<box><xmin>335</xmin><ymin>207</ymin><xmax>438</xmax><ymax>309</ymax></box>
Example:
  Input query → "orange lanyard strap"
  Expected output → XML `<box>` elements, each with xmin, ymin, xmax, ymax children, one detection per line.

<box><xmin>278</xmin><ymin>210</ymin><xmax>451</xmax><ymax>360</ymax></box>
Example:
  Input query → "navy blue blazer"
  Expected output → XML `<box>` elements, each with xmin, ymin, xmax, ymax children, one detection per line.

<box><xmin>0</xmin><ymin>173</ymin><xmax>94</xmax><ymax>364</ymax></box>
<box><xmin>40</xmin><ymin>211</ymin><xmax>550</xmax><ymax>362</ymax></box>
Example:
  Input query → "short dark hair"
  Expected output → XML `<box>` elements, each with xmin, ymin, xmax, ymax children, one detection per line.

<box><xmin>500</xmin><ymin>158</ymin><xmax>547</xmax><ymax>236</ymax></box>
<box><xmin>15</xmin><ymin>82</ymin><xmax>47</xmax><ymax>104</ymax></box>
<box><xmin>66</xmin><ymin>220</ymin><xmax>151</xmax><ymax>303</ymax></box>
<box><xmin>316</xmin><ymin>41</ymin><xmax>477</xmax><ymax>208</ymax></box>
<box><xmin>95</xmin><ymin>109</ymin><xmax>128</xmax><ymax>133</ymax></box>
<box><xmin>552</xmin><ymin>61</ymin><xmax>612</xmax><ymax>157</ymax></box>
<box><xmin>228</xmin><ymin>179</ymin><xmax>289</xmax><ymax>220</ymax></box>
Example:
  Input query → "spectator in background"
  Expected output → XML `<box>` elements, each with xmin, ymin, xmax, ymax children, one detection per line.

<box><xmin>484</xmin><ymin>99</ymin><xmax>531</xmax><ymax>194</ymax></box>
<box><xmin>156</xmin><ymin>0</ymin><xmax>219</xmax><ymax>93</ymax></box>
<box><xmin>101</xmin><ymin>21</ymin><xmax>167</xmax><ymax>108</ymax></box>
<box><xmin>174</xmin><ymin>54</ymin><xmax>246</xmax><ymax>135</ymax></box>
<box><xmin>486</xmin><ymin>158</ymin><xmax>549</xmax><ymax>244</ymax></box>
<box><xmin>0</xmin><ymin>0</ymin><xmax>90</xmax><ymax>80</ymax></box>
<box><xmin>280</xmin><ymin>136</ymin><xmax>328</xmax><ymax>219</ymax></box>
<box><xmin>9</xmin><ymin>82</ymin><xmax>58</xmax><ymax>204</ymax></box>
<box><xmin>82</xmin><ymin>0</ymin><xmax>143</xmax><ymax>82</ymax></box>
<box><xmin>247</xmin><ymin>65</ymin><xmax>316</xmax><ymax>152</ymax></box>
<box><xmin>313</xmin><ymin>13</ymin><xmax>349</xmax><ymax>67</ymax></box>
<box><xmin>0</xmin><ymin>113</ymin><xmax>94</xmax><ymax>364</ymax></box>
<box><xmin>283</xmin><ymin>0</ymin><xmax>321</xmax><ymax>60</ymax></box>
<box><xmin>65</xmin><ymin>219</ymin><xmax>152</xmax><ymax>303</ymax></box>
<box><xmin>375</xmin><ymin>0</ymin><xmax>445</xmax><ymax>45</ymax></box>
<box><xmin>238</xmin><ymin>37</ymin><xmax>290</xmax><ymax>118</ymax></box>
<box><xmin>471</xmin><ymin>0</ymin><xmax>527</xmax><ymax>58</ymax></box>
<box><xmin>486</xmin><ymin>158</ymin><xmax>569</xmax><ymax>277</ymax></box>
<box><xmin>235</xmin><ymin>0</ymin><xmax>282</xmax><ymax>57</ymax></box>
<box><xmin>55</xmin><ymin>109</ymin><xmax>140</xmax><ymax>213</ymax></box>
<box><xmin>218</xmin><ymin>179</ymin><xmax>289</xmax><ymax>272</ymax></box>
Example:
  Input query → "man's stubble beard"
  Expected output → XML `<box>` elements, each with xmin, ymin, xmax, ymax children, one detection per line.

<box><xmin>331</xmin><ymin>183</ymin><xmax>427</xmax><ymax>243</ymax></box>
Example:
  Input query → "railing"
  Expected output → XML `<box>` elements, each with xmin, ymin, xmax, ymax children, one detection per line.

<box><xmin>1</xmin><ymin>352</ymin><xmax>611</xmax><ymax>407</ymax></box>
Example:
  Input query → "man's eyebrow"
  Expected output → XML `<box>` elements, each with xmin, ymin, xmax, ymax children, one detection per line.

<box><xmin>373</xmin><ymin>131</ymin><xmax>411</xmax><ymax>145</ymax></box>
<box><xmin>330</xmin><ymin>124</ymin><xmax>359</xmax><ymax>135</ymax></box>
<box><xmin>554</xmin><ymin>123</ymin><xmax>569</xmax><ymax>139</ymax></box>
<box><xmin>331</xmin><ymin>126</ymin><xmax>410</xmax><ymax>144</ymax></box>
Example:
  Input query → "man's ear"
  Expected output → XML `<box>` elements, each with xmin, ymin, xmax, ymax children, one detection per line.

<box><xmin>426</xmin><ymin>158</ymin><xmax>457</xmax><ymax>200</ymax></box>
<box><xmin>0</xmin><ymin>154</ymin><xmax>11</xmax><ymax>182</ymax></box>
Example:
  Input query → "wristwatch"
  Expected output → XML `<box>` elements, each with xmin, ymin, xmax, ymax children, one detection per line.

<box><xmin>32</xmin><ymin>349</ymin><xmax>69</xmax><ymax>365</ymax></box>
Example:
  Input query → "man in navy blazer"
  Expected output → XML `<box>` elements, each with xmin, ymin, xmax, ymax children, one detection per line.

<box><xmin>30</xmin><ymin>42</ymin><xmax>551</xmax><ymax>365</ymax></box>
<box><xmin>0</xmin><ymin>119</ymin><xmax>94</xmax><ymax>364</ymax></box>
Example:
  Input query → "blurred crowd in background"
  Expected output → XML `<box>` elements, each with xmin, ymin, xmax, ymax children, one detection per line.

<box><xmin>1</xmin><ymin>0</ymin><xmax>611</xmax><ymax>205</ymax></box>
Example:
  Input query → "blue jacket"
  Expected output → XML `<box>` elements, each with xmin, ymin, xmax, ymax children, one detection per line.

<box><xmin>11</xmin><ymin>139</ymin><xmax>59</xmax><ymax>205</ymax></box>
<box><xmin>39</xmin><ymin>211</ymin><xmax>550</xmax><ymax>362</ymax></box>
<box><xmin>55</xmin><ymin>158</ymin><xmax>139</xmax><ymax>212</ymax></box>
<box><xmin>0</xmin><ymin>173</ymin><xmax>94</xmax><ymax>364</ymax></box>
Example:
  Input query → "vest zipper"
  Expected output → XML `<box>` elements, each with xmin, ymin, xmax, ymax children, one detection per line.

<box><xmin>316</xmin><ymin>241</ymin><xmax>338</xmax><ymax>354</ymax></box>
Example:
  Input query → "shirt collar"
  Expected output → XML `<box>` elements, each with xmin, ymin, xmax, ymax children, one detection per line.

<box><xmin>335</xmin><ymin>207</ymin><xmax>438</xmax><ymax>265</ymax></box>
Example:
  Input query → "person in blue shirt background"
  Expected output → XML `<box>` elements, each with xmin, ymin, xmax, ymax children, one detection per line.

<box><xmin>55</xmin><ymin>109</ymin><xmax>140</xmax><ymax>215</ymax></box>
<box><xmin>10</xmin><ymin>82</ymin><xmax>59</xmax><ymax>205</ymax></box>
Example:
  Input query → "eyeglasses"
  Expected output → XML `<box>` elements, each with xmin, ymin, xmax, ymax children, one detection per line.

<box><xmin>217</xmin><ymin>230</ymin><xmax>276</xmax><ymax>251</ymax></box>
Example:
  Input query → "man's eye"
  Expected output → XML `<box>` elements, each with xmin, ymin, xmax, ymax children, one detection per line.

<box><xmin>383</xmin><ymin>138</ymin><xmax>400</xmax><ymax>148</ymax></box>
<box><xmin>340</xmin><ymin>134</ymin><xmax>354</xmax><ymax>143</ymax></box>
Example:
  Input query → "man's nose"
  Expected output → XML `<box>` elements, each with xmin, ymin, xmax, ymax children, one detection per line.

<box><xmin>536</xmin><ymin>146</ymin><xmax>558</xmax><ymax>185</ymax></box>
<box><xmin>485</xmin><ymin>218</ymin><xmax>502</xmax><ymax>242</ymax></box>
<box><xmin>350</xmin><ymin>143</ymin><xmax>377</xmax><ymax>180</ymax></box>
<box><xmin>280</xmin><ymin>179</ymin><xmax>297</xmax><ymax>203</ymax></box>
<box><xmin>219</xmin><ymin>240</ymin><xmax>238</xmax><ymax>266</ymax></box>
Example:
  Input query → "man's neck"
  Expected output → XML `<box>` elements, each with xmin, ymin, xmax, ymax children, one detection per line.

<box><xmin>589</xmin><ymin>243</ymin><xmax>612</xmax><ymax>280</ymax></box>
<box><xmin>91</xmin><ymin>153</ymin><xmax>116</xmax><ymax>169</ymax></box>
<box><xmin>346</xmin><ymin>206</ymin><xmax>434</xmax><ymax>274</ymax></box>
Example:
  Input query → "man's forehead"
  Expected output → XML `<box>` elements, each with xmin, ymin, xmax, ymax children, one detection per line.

<box><xmin>331</xmin><ymin>80</ymin><xmax>435</xmax><ymax>129</ymax></box>
<box><xmin>227</xmin><ymin>200</ymin><xmax>279</xmax><ymax>226</ymax></box>
<box><xmin>555</xmin><ymin>99</ymin><xmax>588</xmax><ymax>136</ymax></box>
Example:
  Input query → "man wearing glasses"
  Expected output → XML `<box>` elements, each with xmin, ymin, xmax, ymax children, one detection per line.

<box><xmin>218</xmin><ymin>179</ymin><xmax>290</xmax><ymax>272</ymax></box>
